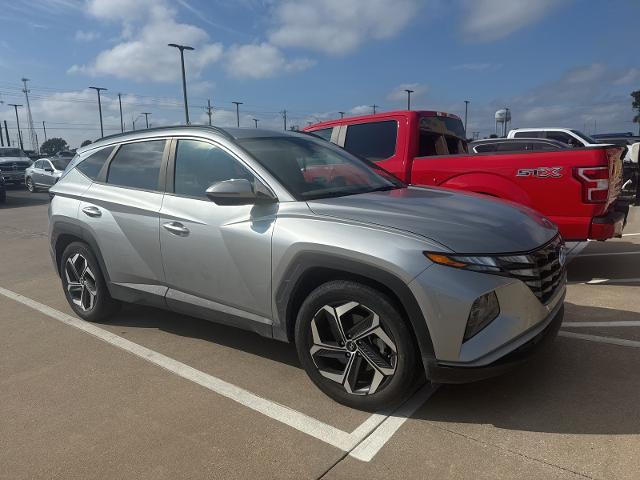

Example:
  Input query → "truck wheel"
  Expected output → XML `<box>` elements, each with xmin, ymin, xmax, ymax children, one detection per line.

<box><xmin>60</xmin><ymin>242</ymin><xmax>120</xmax><ymax>322</ymax></box>
<box><xmin>295</xmin><ymin>280</ymin><xmax>419</xmax><ymax>410</ymax></box>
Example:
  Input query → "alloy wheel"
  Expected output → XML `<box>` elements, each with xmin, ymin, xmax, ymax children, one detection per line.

<box><xmin>309</xmin><ymin>301</ymin><xmax>397</xmax><ymax>395</ymax></box>
<box><xmin>26</xmin><ymin>177</ymin><xmax>34</xmax><ymax>192</ymax></box>
<box><xmin>64</xmin><ymin>253</ymin><xmax>98</xmax><ymax>311</ymax></box>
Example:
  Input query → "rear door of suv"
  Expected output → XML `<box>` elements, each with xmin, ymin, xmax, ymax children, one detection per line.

<box><xmin>78</xmin><ymin>138</ymin><xmax>169</xmax><ymax>304</ymax></box>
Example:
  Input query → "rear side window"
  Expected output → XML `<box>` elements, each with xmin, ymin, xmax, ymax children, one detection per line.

<box><xmin>311</xmin><ymin>128</ymin><xmax>333</xmax><ymax>141</ymax></box>
<box><xmin>513</xmin><ymin>131</ymin><xmax>543</xmax><ymax>138</ymax></box>
<box><xmin>173</xmin><ymin>140</ymin><xmax>254</xmax><ymax>199</ymax></box>
<box><xmin>107</xmin><ymin>140</ymin><xmax>166</xmax><ymax>191</ymax></box>
<box><xmin>344</xmin><ymin>121</ymin><xmax>397</xmax><ymax>162</ymax></box>
<box><xmin>545</xmin><ymin>131</ymin><xmax>572</xmax><ymax>144</ymax></box>
<box><xmin>77</xmin><ymin>146</ymin><xmax>114</xmax><ymax>180</ymax></box>
<box><xmin>497</xmin><ymin>142</ymin><xmax>527</xmax><ymax>152</ymax></box>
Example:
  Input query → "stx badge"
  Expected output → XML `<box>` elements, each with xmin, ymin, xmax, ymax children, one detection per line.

<box><xmin>516</xmin><ymin>167</ymin><xmax>563</xmax><ymax>178</ymax></box>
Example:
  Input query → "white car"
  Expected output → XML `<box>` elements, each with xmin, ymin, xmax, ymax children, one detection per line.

<box><xmin>24</xmin><ymin>157</ymin><xmax>73</xmax><ymax>192</ymax></box>
<box><xmin>507</xmin><ymin>128</ymin><xmax>605</xmax><ymax>148</ymax></box>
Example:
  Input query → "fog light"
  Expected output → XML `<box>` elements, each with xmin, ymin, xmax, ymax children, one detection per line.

<box><xmin>464</xmin><ymin>291</ymin><xmax>500</xmax><ymax>341</ymax></box>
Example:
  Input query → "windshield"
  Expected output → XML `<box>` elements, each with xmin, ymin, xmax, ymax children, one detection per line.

<box><xmin>570</xmin><ymin>130</ymin><xmax>597</xmax><ymax>144</ymax></box>
<box><xmin>0</xmin><ymin>148</ymin><xmax>26</xmax><ymax>158</ymax></box>
<box><xmin>52</xmin><ymin>158</ymin><xmax>72</xmax><ymax>170</ymax></box>
<box><xmin>237</xmin><ymin>135</ymin><xmax>404</xmax><ymax>200</ymax></box>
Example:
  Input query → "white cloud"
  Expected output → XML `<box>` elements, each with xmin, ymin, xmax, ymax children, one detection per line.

<box><xmin>453</xmin><ymin>62</ymin><xmax>501</xmax><ymax>72</ymax></box>
<box><xmin>461</xmin><ymin>0</ymin><xmax>570</xmax><ymax>42</ymax></box>
<box><xmin>69</xmin><ymin>4</ymin><xmax>223</xmax><ymax>82</ymax></box>
<box><xmin>74</xmin><ymin>30</ymin><xmax>100</xmax><ymax>41</ymax></box>
<box><xmin>269</xmin><ymin>0</ymin><xmax>421</xmax><ymax>55</ymax></box>
<box><xmin>387</xmin><ymin>83</ymin><xmax>428</xmax><ymax>104</ymax></box>
<box><xmin>349</xmin><ymin>105</ymin><xmax>375</xmax><ymax>115</ymax></box>
<box><xmin>86</xmin><ymin>0</ymin><xmax>164</xmax><ymax>21</ymax></box>
<box><xmin>225</xmin><ymin>42</ymin><xmax>314</xmax><ymax>79</ymax></box>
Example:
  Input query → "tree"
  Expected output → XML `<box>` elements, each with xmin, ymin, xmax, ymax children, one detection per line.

<box><xmin>80</xmin><ymin>140</ymin><xmax>92</xmax><ymax>147</ymax></box>
<box><xmin>41</xmin><ymin>137</ymin><xmax>68</xmax><ymax>156</ymax></box>
<box><xmin>632</xmin><ymin>90</ymin><xmax>640</xmax><ymax>135</ymax></box>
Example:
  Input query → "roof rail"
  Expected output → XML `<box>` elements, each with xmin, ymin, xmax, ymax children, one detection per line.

<box><xmin>97</xmin><ymin>124</ymin><xmax>234</xmax><ymax>143</ymax></box>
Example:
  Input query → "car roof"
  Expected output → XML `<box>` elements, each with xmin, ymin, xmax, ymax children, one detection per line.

<box><xmin>470</xmin><ymin>138</ymin><xmax>566</xmax><ymax>145</ymax></box>
<box><xmin>78</xmin><ymin>125</ymin><xmax>303</xmax><ymax>154</ymax></box>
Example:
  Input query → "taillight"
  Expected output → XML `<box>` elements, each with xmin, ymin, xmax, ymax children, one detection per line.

<box><xmin>573</xmin><ymin>166</ymin><xmax>609</xmax><ymax>203</ymax></box>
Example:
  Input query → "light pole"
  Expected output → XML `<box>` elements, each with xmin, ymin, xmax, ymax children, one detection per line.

<box><xmin>118</xmin><ymin>93</ymin><xmax>124</xmax><ymax>132</ymax></box>
<box><xmin>168</xmin><ymin>43</ymin><xmax>195</xmax><ymax>124</ymax></box>
<box><xmin>371</xmin><ymin>104</ymin><xmax>378</xmax><ymax>114</ymax></box>
<box><xmin>141</xmin><ymin>112</ymin><xmax>152</xmax><ymax>128</ymax></box>
<box><xmin>338</xmin><ymin>111</ymin><xmax>345</xmax><ymax>119</ymax></box>
<box><xmin>405</xmin><ymin>89</ymin><xmax>414</xmax><ymax>110</ymax></box>
<box><xmin>464</xmin><ymin>100</ymin><xmax>470</xmax><ymax>136</ymax></box>
<box><xmin>253</xmin><ymin>118</ymin><xmax>259</xmax><ymax>128</ymax></box>
<box><xmin>42</xmin><ymin>120</ymin><xmax>47</xmax><ymax>142</ymax></box>
<box><xmin>232</xmin><ymin>101</ymin><xmax>243</xmax><ymax>128</ymax></box>
<box><xmin>281</xmin><ymin>109</ymin><xmax>287</xmax><ymax>131</ymax></box>
<box><xmin>89</xmin><ymin>86</ymin><xmax>107</xmax><ymax>137</ymax></box>
<box><xmin>8</xmin><ymin>104</ymin><xmax>23</xmax><ymax>150</ymax></box>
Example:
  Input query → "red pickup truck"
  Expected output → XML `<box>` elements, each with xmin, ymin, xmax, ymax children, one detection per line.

<box><xmin>304</xmin><ymin>110</ymin><xmax>627</xmax><ymax>241</ymax></box>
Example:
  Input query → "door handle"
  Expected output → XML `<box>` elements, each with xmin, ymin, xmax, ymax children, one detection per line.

<box><xmin>163</xmin><ymin>222</ymin><xmax>190</xmax><ymax>237</ymax></box>
<box><xmin>82</xmin><ymin>206</ymin><xmax>102</xmax><ymax>218</ymax></box>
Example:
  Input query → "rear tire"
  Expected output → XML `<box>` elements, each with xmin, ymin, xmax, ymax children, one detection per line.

<box><xmin>295</xmin><ymin>280</ymin><xmax>419</xmax><ymax>410</ymax></box>
<box><xmin>60</xmin><ymin>242</ymin><xmax>120</xmax><ymax>322</ymax></box>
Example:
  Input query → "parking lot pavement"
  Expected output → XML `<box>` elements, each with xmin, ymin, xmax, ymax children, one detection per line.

<box><xmin>1</xmin><ymin>186</ymin><xmax>639</xmax><ymax>479</ymax></box>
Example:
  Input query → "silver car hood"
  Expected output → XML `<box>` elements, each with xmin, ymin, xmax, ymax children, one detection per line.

<box><xmin>306</xmin><ymin>186</ymin><xmax>557</xmax><ymax>254</ymax></box>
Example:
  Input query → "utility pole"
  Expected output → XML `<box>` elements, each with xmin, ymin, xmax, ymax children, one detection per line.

<box><xmin>141</xmin><ymin>112</ymin><xmax>151</xmax><ymax>128</ymax></box>
<box><xmin>339</xmin><ymin>111</ymin><xmax>345</xmax><ymax>119</ymax></box>
<box><xmin>232</xmin><ymin>101</ymin><xmax>243</xmax><ymax>128</ymax></box>
<box><xmin>89</xmin><ymin>86</ymin><xmax>107</xmax><ymax>137</ymax></box>
<box><xmin>0</xmin><ymin>123</ymin><xmax>3</xmax><ymax>147</ymax></box>
<box><xmin>42</xmin><ymin>120</ymin><xmax>47</xmax><ymax>142</ymax></box>
<box><xmin>117</xmin><ymin>93</ymin><xmax>124</xmax><ymax>132</ymax></box>
<box><xmin>3</xmin><ymin>120</ymin><xmax>9</xmax><ymax>146</ymax></box>
<box><xmin>206</xmin><ymin>99</ymin><xmax>213</xmax><ymax>126</ymax></box>
<box><xmin>405</xmin><ymin>89</ymin><xmax>414</xmax><ymax>110</ymax></box>
<box><xmin>281</xmin><ymin>109</ymin><xmax>287</xmax><ymax>131</ymax></box>
<box><xmin>253</xmin><ymin>118</ymin><xmax>259</xmax><ymax>128</ymax></box>
<box><xmin>168</xmin><ymin>43</ymin><xmax>195</xmax><ymax>124</ymax></box>
<box><xmin>464</xmin><ymin>100</ymin><xmax>470</xmax><ymax>136</ymax></box>
<box><xmin>21</xmin><ymin>78</ymin><xmax>38</xmax><ymax>153</ymax></box>
<box><xmin>371</xmin><ymin>104</ymin><xmax>378</xmax><ymax>114</ymax></box>
<box><xmin>8</xmin><ymin>104</ymin><xmax>23</xmax><ymax>150</ymax></box>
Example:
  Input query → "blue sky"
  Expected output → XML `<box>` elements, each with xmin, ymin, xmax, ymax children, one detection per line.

<box><xmin>1</xmin><ymin>0</ymin><xmax>639</xmax><ymax>148</ymax></box>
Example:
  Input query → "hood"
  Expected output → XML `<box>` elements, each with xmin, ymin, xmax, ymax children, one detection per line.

<box><xmin>307</xmin><ymin>186</ymin><xmax>557</xmax><ymax>254</ymax></box>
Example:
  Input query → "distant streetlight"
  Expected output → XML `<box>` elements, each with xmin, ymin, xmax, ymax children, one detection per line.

<box><xmin>371</xmin><ymin>104</ymin><xmax>378</xmax><ymax>114</ymax></box>
<box><xmin>168</xmin><ymin>43</ymin><xmax>195</xmax><ymax>124</ymax></box>
<box><xmin>141</xmin><ymin>112</ymin><xmax>152</xmax><ymax>128</ymax></box>
<box><xmin>232</xmin><ymin>101</ymin><xmax>243</xmax><ymax>128</ymax></box>
<box><xmin>7</xmin><ymin>103</ymin><xmax>23</xmax><ymax>149</ymax></box>
<box><xmin>464</xmin><ymin>100</ymin><xmax>470</xmax><ymax>136</ymax></box>
<box><xmin>253</xmin><ymin>118</ymin><xmax>259</xmax><ymax>128</ymax></box>
<box><xmin>338</xmin><ymin>111</ymin><xmax>345</xmax><ymax>119</ymax></box>
<box><xmin>405</xmin><ymin>89</ymin><xmax>414</xmax><ymax>110</ymax></box>
<box><xmin>89</xmin><ymin>86</ymin><xmax>107</xmax><ymax>137</ymax></box>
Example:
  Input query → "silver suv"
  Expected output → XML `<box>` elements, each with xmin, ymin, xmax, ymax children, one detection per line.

<box><xmin>49</xmin><ymin>126</ymin><xmax>566</xmax><ymax>410</ymax></box>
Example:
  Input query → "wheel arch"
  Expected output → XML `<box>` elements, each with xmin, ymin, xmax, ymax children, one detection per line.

<box><xmin>274</xmin><ymin>253</ymin><xmax>436</xmax><ymax>367</ymax></box>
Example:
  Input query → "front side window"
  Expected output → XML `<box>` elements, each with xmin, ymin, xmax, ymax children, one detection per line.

<box><xmin>107</xmin><ymin>140</ymin><xmax>166</xmax><ymax>191</ymax></box>
<box><xmin>238</xmin><ymin>135</ymin><xmax>403</xmax><ymax>200</ymax></box>
<box><xmin>344</xmin><ymin>121</ymin><xmax>397</xmax><ymax>162</ymax></box>
<box><xmin>545</xmin><ymin>131</ymin><xmax>572</xmax><ymax>144</ymax></box>
<box><xmin>42</xmin><ymin>161</ymin><xmax>52</xmax><ymax>170</ymax></box>
<box><xmin>513</xmin><ymin>131</ymin><xmax>543</xmax><ymax>138</ymax></box>
<box><xmin>174</xmin><ymin>140</ymin><xmax>254</xmax><ymax>199</ymax></box>
<box><xmin>51</xmin><ymin>158</ymin><xmax>72</xmax><ymax>171</ymax></box>
<box><xmin>473</xmin><ymin>144</ymin><xmax>497</xmax><ymax>153</ymax></box>
<box><xmin>496</xmin><ymin>142</ymin><xmax>527</xmax><ymax>152</ymax></box>
<box><xmin>77</xmin><ymin>146</ymin><xmax>114</xmax><ymax>180</ymax></box>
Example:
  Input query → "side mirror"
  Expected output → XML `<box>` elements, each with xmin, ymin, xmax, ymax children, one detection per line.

<box><xmin>45</xmin><ymin>168</ymin><xmax>54</xmax><ymax>173</ymax></box>
<box><xmin>630</xmin><ymin>143</ymin><xmax>639</xmax><ymax>164</ymax></box>
<box><xmin>205</xmin><ymin>178</ymin><xmax>277</xmax><ymax>206</ymax></box>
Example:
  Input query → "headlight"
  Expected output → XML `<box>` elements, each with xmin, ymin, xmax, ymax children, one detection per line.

<box><xmin>465</xmin><ymin>291</ymin><xmax>500</xmax><ymax>340</ymax></box>
<box><xmin>424</xmin><ymin>252</ymin><xmax>507</xmax><ymax>274</ymax></box>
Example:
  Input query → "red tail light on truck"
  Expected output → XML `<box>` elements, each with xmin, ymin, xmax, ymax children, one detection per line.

<box><xmin>574</xmin><ymin>166</ymin><xmax>609</xmax><ymax>203</ymax></box>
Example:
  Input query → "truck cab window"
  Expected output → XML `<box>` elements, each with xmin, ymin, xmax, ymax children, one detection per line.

<box><xmin>344</xmin><ymin>121</ymin><xmax>397</xmax><ymax>162</ymax></box>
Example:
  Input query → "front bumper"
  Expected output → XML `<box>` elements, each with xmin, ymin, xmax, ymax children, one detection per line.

<box><xmin>426</xmin><ymin>303</ymin><xmax>563</xmax><ymax>383</ymax></box>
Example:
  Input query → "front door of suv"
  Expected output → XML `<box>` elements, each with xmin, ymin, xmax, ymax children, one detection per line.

<box><xmin>78</xmin><ymin>139</ymin><xmax>169</xmax><ymax>304</ymax></box>
<box><xmin>159</xmin><ymin>138</ymin><xmax>274</xmax><ymax>330</ymax></box>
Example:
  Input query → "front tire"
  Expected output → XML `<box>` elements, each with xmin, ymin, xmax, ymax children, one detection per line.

<box><xmin>26</xmin><ymin>177</ymin><xmax>36</xmax><ymax>193</ymax></box>
<box><xmin>295</xmin><ymin>280</ymin><xmax>419</xmax><ymax>410</ymax></box>
<box><xmin>60</xmin><ymin>242</ymin><xmax>120</xmax><ymax>322</ymax></box>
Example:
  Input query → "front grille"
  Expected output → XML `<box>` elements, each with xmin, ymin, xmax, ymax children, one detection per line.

<box><xmin>497</xmin><ymin>236</ymin><xmax>565</xmax><ymax>304</ymax></box>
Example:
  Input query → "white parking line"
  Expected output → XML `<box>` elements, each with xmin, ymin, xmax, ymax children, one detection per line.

<box><xmin>576</xmin><ymin>251</ymin><xmax>640</xmax><ymax>258</ymax></box>
<box><xmin>563</xmin><ymin>321</ymin><xmax>640</xmax><ymax>328</ymax></box>
<box><xmin>559</xmin><ymin>331</ymin><xmax>640</xmax><ymax>349</ymax></box>
<box><xmin>0</xmin><ymin>286</ymin><xmax>433</xmax><ymax>461</ymax></box>
<box><xmin>622</xmin><ymin>232</ymin><xmax>640</xmax><ymax>237</ymax></box>
<box><xmin>568</xmin><ymin>277</ymin><xmax>640</xmax><ymax>285</ymax></box>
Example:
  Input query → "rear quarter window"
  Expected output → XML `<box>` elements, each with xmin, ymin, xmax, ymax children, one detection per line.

<box><xmin>76</xmin><ymin>146</ymin><xmax>114</xmax><ymax>180</ymax></box>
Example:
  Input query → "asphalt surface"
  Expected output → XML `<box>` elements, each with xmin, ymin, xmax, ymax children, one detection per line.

<box><xmin>1</xmin><ymin>184</ymin><xmax>639</xmax><ymax>480</ymax></box>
